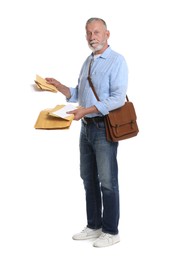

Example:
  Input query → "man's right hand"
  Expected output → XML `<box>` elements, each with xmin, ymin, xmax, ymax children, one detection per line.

<box><xmin>45</xmin><ymin>78</ymin><xmax>61</xmax><ymax>88</ymax></box>
<box><xmin>45</xmin><ymin>77</ymin><xmax>71</xmax><ymax>99</ymax></box>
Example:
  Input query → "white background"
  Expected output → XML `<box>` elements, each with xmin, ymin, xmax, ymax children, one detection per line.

<box><xmin>0</xmin><ymin>0</ymin><xmax>175</xmax><ymax>259</ymax></box>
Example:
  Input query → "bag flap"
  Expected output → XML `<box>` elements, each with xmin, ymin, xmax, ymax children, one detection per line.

<box><xmin>107</xmin><ymin>102</ymin><xmax>137</xmax><ymax>127</ymax></box>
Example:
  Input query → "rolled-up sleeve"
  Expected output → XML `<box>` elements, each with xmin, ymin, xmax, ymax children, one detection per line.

<box><xmin>66</xmin><ymin>86</ymin><xmax>78</xmax><ymax>103</ymax></box>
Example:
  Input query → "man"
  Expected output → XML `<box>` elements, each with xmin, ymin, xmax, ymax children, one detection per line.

<box><xmin>46</xmin><ymin>17</ymin><xmax>128</xmax><ymax>247</ymax></box>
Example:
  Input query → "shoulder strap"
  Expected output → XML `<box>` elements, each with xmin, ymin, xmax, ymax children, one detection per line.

<box><xmin>87</xmin><ymin>60</ymin><xmax>128</xmax><ymax>102</ymax></box>
<box><xmin>87</xmin><ymin>76</ymin><xmax>100</xmax><ymax>101</ymax></box>
<box><xmin>87</xmin><ymin>60</ymin><xmax>100</xmax><ymax>101</ymax></box>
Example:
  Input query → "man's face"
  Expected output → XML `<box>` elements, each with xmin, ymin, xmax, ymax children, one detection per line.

<box><xmin>86</xmin><ymin>21</ymin><xmax>110</xmax><ymax>54</ymax></box>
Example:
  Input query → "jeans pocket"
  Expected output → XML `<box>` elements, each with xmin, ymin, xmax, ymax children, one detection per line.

<box><xmin>96</xmin><ymin>121</ymin><xmax>105</xmax><ymax>129</ymax></box>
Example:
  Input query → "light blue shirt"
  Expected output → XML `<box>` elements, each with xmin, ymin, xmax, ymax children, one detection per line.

<box><xmin>68</xmin><ymin>46</ymin><xmax>128</xmax><ymax>117</ymax></box>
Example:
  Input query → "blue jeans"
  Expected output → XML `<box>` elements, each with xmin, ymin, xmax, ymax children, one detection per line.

<box><xmin>80</xmin><ymin>120</ymin><xmax>119</xmax><ymax>235</ymax></box>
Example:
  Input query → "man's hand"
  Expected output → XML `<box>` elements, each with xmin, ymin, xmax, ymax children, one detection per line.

<box><xmin>45</xmin><ymin>78</ymin><xmax>62</xmax><ymax>89</ymax></box>
<box><xmin>45</xmin><ymin>77</ymin><xmax>71</xmax><ymax>98</ymax></box>
<box><xmin>67</xmin><ymin>105</ymin><xmax>99</xmax><ymax>121</ymax></box>
<box><xmin>67</xmin><ymin>107</ymin><xmax>87</xmax><ymax>121</ymax></box>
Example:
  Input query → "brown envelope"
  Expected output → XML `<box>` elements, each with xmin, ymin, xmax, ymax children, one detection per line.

<box><xmin>34</xmin><ymin>105</ymin><xmax>73</xmax><ymax>129</ymax></box>
<box><xmin>34</xmin><ymin>75</ymin><xmax>58</xmax><ymax>93</ymax></box>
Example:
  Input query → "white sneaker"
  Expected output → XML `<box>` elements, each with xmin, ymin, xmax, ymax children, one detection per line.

<box><xmin>72</xmin><ymin>227</ymin><xmax>102</xmax><ymax>240</ymax></box>
<box><xmin>93</xmin><ymin>232</ymin><xmax>120</xmax><ymax>247</ymax></box>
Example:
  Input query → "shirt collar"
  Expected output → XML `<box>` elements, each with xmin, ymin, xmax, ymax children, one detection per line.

<box><xmin>91</xmin><ymin>45</ymin><xmax>111</xmax><ymax>60</ymax></box>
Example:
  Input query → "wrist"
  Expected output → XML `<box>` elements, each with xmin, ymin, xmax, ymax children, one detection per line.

<box><xmin>84</xmin><ymin>106</ymin><xmax>98</xmax><ymax>116</ymax></box>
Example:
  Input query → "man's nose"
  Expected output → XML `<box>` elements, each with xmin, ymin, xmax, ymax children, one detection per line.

<box><xmin>89</xmin><ymin>32</ymin><xmax>96</xmax><ymax>40</ymax></box>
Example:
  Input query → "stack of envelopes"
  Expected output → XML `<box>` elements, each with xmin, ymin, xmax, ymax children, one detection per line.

<box><xmin>34</xmin><ymin>75</ymin><xmax>58</xmax><ymax>92</ymax></box>
<box><xmin>34</xmin><ymin>104</ymin><xmax>75</xmax><ymax>129</ymax></box>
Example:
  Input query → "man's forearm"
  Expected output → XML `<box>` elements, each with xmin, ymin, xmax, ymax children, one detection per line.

<box><xmin>45</xmin><ymin>78</ymin><xmax>71</xmax><ymax>99</ymax></box>
<box><xmin>83</xmin><ymin>105</ymin><xmax>99</xmax><ymax>116</ymax></box>
<box><xmin>56</xmin><ymin>84</ymin><xmax>71</xmax><ymax>99</ymax></box>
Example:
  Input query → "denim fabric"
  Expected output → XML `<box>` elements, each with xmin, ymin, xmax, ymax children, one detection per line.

<box><xmin>80</xmin><ymin>120</ymin><xmax>119</xmax><ymax>235</ymax></box>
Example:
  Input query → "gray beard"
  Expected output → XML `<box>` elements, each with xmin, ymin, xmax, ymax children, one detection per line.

<box><xmin>88</xmin><ymin>40</ymin><xmax>106</xmax><ymax>52</ymax></box>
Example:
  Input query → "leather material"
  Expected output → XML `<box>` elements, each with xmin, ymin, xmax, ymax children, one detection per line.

<box><xmin>104</xmin><ymin>101</ymin><xmax>139</xmax><ymax>142</ymax></box>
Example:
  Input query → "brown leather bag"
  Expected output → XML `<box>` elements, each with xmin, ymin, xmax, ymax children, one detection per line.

<box><xmin>104</xmin><ymin>96</ymin><xmax>139</xmax><ymax>141</ymax></box>
<box><xmin>87</xmin><ymin>76</ymin><xmax>139</xmax><ymax>142</ymax></box>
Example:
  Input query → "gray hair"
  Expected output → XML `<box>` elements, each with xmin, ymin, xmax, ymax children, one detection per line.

<box><xmin>86</xmin><ymin>17</ymin><xmax>107</xmax><ymax>29</ymax></box>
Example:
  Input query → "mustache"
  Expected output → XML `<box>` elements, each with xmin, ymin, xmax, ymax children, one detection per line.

<box><xmin>89</xmin><ymin>40</ymin><xmax>99</xmax><ymax>46</ymax></box>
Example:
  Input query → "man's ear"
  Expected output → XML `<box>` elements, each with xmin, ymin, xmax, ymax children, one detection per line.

<box><xmin>106</xmin><ymin>30</ymin><xmax>110</xmax><ymax>40</ymax></box>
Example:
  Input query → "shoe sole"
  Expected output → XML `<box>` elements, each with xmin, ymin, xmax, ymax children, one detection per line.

<box><xmin>72</xmin><ymin>234</ymin><xmax>101</xmax><ymax>240</ymax></box>
<box><xmin>93</xmin><ymin>239</ymin><xmax>120</xmax><ymax>248</ymax></box>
